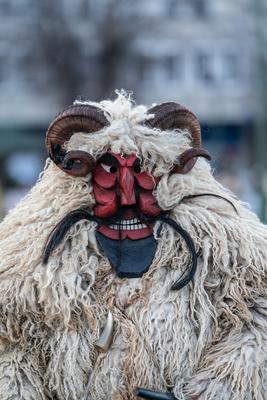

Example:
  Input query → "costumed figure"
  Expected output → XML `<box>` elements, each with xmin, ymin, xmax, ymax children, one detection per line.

<box><xmin>0</xmin><ymin>92</ymin><xmax>266</xmax><ymax>400</ymax></box>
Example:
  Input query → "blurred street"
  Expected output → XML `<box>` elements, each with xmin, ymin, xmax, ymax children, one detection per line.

<box><xmin>0</xmin><ymin>0</ymin><xmax>267</xmax><ymax>220</ymax></box>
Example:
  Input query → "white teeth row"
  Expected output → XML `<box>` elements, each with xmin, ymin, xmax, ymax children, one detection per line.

<box><xmin>109</xmin><ymin>224</ymin><xmax>147</xmax><ymax>231</ymax></box>
<box><xmin>116</xmin><ymin>219</ymin><xmax>140</xmax><ymax>226</ymax></box>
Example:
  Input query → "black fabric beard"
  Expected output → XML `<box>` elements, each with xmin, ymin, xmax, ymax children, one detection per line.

<box><xmin>96</xmin><ymin>232</ymin><xmax>158</xmax><ymax>279</ymax></box>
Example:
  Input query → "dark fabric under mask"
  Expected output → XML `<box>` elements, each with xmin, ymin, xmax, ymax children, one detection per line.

<box><xmin>96</xmin><ymin>232</ymin><xmax>158</xmax><ymax>278</ymax></box>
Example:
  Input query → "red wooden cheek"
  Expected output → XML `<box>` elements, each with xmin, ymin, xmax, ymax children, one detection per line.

<box><xmin>93</xmin><ymin>184</ymin><xmax>116</xmax><ymax>204</ymax></box>
<box><xmin>94</xmin><ymin>202</ymin><xmax>118</xmax><ymax>218</ymax></box>
<box><xmin>138</xmin><ymin>190</ymin><xmax>161</xmax><ymax>216</ymax></box>
<box><xmin>93</xmin><ymin>184</ymin><xmax>118</xmax><ymax>218</ymax></box>
<box><xmin>134</xmin><ymin>172</ymin><xmax>156</xmax><ymax>190</ymax></box>
<box><xmin>93</xmin><ymin>164</ymin><xmax>117</xmax><ymax>189</ymax></box>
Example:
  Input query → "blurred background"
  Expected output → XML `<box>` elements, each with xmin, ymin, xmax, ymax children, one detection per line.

<box><xmin>1</xmin><ymin>0</ymin><xmax>267</xmax><ymax>220</ymax></box>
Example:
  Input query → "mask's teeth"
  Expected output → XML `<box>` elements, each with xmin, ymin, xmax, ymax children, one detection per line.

<box><xmin>108</xmin><ymin>220</ymin><xmax>148</xmax><ymax>230</ymax></box>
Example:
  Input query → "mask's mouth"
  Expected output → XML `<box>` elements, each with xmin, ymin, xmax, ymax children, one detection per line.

<box><xmin>97</xmin><ymin>208</ymin><xmax>156</xmax><ymax>240</ymax></box>
<box><xmin>99</xmin><ymin>218</ymin><xmax>154</xmax><ymax>240</ymax></box>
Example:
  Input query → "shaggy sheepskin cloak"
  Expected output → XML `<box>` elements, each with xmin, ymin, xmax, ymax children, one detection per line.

<box><xmin>0</xmin><ymin>92</ymin><xmax>266</xmax><ymax>400</ymax></box>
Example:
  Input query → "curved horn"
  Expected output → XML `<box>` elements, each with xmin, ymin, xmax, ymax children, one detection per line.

<box><xmin>146</xmin><ymin>102</ymin><xmax>201</xmax><ymax>147</ymax></box>
<box><xmin>46</xmin><ymin>104</ymin><xmax>109</xmax><ymax>176</ymax></box>
<box><xmin>173</xmin><ymin>148</ymin><xmax>212</xmax><ymax>174</ymax></box>
<box><xmin>145</xmin><ymin>102</ymin><xmax>211</xmax><ymax>174</ymax></box>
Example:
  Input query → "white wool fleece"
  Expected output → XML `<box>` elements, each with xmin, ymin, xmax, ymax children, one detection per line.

<box><xmin>0</xmin><ymin>91</ymin><xmax>266</xmax><ymax>400</ymax></box>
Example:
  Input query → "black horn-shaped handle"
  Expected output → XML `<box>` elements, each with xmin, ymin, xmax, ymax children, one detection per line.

<box><xmin>136</xmin><ymin>388</ymin><xmax>177</xmax><ymax>400</ymax></box>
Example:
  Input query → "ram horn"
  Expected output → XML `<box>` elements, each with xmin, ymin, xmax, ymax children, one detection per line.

<box><xmin>46</xmin><ymin>104</ymin><xmax>109</xmax><ymax>177</ymax></box>
<box><xmin>173</xmin><ymin>147</ymin><xmax>212</xmax><ymax>174</ymax></box>
<box><xmin>145</xmin><ymin>102</ymin><xmax>211</xmax><ymax>173</ymax></box>
<box><xmin>146</xmin><ymin>102</ymin><xmax>201</xmax><ymax>147</ymax></box>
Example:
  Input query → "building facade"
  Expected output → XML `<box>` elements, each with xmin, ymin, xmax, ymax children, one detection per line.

<box><xmin>0</xmin><ymin>0</ymin><xmax>258</xmax><ymax>126</ymax></box>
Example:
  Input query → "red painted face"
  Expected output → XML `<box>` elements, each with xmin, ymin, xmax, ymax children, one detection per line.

<box><xmin>92</xmin><ymin>152</ymin><xmax>161</xmax><ymax>240</ymax></box>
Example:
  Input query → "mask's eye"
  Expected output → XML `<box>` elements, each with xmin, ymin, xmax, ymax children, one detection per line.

<box><xmin>133</xmin><ymin>159</ymin><xmax>142</xmax><ymax>174</ymax></box>
<box><xmin>134</xmin><ymin>165</ymin><xmax>141</xmax><ymax>174</ymax></box>
<box><xmin>101</xmin><ymin>163</ymin><xmax>118</xmax><ymax>174</ymax></box>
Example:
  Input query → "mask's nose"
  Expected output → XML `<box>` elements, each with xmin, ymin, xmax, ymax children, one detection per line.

<box><xmin>119</xmin><ymin>167</ymin><xmax>136</xmax><ymax>206</ymax></box>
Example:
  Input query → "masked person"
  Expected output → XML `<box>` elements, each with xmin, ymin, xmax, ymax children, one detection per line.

<box><xmin>0</xmin><ymin>92</ymin><xmax>266</xmax><ymax>400</ymax></box>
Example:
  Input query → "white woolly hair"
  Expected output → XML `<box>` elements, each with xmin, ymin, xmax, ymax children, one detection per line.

<box><xmin>71</xmin><ymin>91</ymin><xmax>195</xmax><ymax>177</ymax></box>
<box><xmin>0</xmin><ymin>91</ymin><xmax>266</xmax><ymax>400</ymax></box>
